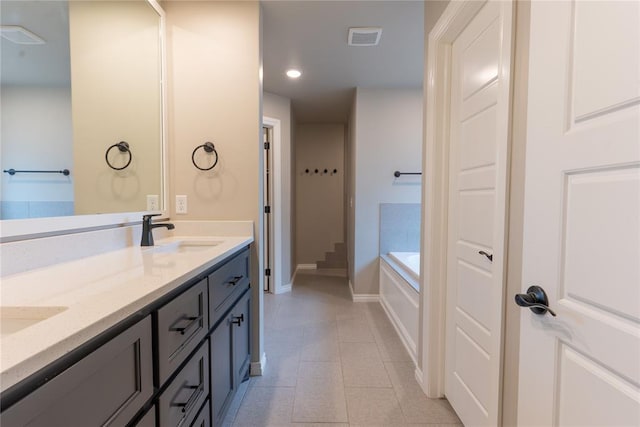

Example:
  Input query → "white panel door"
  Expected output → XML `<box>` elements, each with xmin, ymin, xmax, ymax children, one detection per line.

<box><xmin>445</xmin><ymin>1</ymin><xmax>513</xmax><ymax>425</ymax></box>
<box><xmin>517</xmin><ymin>1</ymin><xmax>640</xmax><ymax>426</ymax></box>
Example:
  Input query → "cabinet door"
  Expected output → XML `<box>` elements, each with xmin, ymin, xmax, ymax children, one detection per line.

<box><xmin>210</xmin><ymin>319</ymin><xmax>233</xmax><ymax>426</ymax></box>
<box><xmin>1</xmin><ymin>316</ymin><xmax>153</xmax><ymax>427</ymax></box>
<box><xmin>232</xmin><ymin>291</ymin><xmax>251</xmax><ymax>387</ymax></box>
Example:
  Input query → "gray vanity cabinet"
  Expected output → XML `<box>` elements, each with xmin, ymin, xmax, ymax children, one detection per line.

<box><xmin>232</xmin><ymin>292</ymin><xmax>251</xmax><ymax>387</ymax></box>
<box><xmin>208</xmin><ymin>249</ymin><xmax>250</xmax><ymax>328</ymax></box>
<box><xmin>157</xmin><ymin>278</ymin><xmax>209</xmax><ymax>385</ymax></box>
<box><xmin>190</xmin><ymin>399</ymin><xmax>211</xmax><ymax>427</ymax></box>
<box><xmin>209</xmin><ymin>317</ymin><xmax>234</xmax><ymax>426</ymax></box>
<box><xmin>158</xmin><ymin>343</ymin><xmax>209</xmax><ymax>427</ymax></box>
<box><xmin>209</xmin><ymin>290</ymin><xmax>251</xmax><ymax>426</ymax></box>
<box><xmin>1</xmin><ymin>316</ymin><xmax>153</xmax><ymax>427</ymax></box>
<box><xmin>0</xmin><ymin>246</ymin><xmax>252</xmax><ymax>427</ymax></box>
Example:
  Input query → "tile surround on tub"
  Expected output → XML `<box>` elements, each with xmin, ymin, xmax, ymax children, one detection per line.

<box><xmin>0</xmin><ymin>220</ymin><xmax>253</xmax><ymax>278</ymax></box>
<box><xmin>379</xmin><ymin>203</ymin><xmax>421</xmax><ymax>255</ymax></box>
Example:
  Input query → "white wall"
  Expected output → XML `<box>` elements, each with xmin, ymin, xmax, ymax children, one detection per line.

<box><xmin>295</xmin><ymin>124</ymin><xmax>345</xmax><ymax>265</ymax></box>
<box><xmin>351</xmin><ymin>88</ymin><xmax>423</xmax><ymax>295</ymax></box>
<box><xmin>263</xmin><ymin>92</ymin><xmax>294</xmax><ymax>285</ymax></box>
<box><xmin>347</xmin><ymin>95</ymin><xmax>357</xmax><ymax>284</ymax></box>
<box><xmin>1</xmin><ymin>86</ymin><xmax>74</xmax><ymax>204</ymax></box>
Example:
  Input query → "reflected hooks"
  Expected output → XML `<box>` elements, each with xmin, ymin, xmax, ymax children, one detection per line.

<box><xmin>192</xmin><ymin>141</ymin><xmax>219</xmax><ymax>171</ymax></box>
<box><xmin>105</xmin><ymin>141</ymin><xmax>132</xmax><ymax>170</ymax></box>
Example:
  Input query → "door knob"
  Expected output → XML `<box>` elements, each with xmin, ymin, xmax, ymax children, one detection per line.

<box><xmin>515</xmin><ymin>285</ymin><xmax>556</xmax><ymax>317</ymax></box>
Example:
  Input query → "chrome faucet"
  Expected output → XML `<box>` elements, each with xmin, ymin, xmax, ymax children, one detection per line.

<box><xmin>141</xmin><ymin>214</ymin><xmax>175</xmax><ymax>246</ymax></box>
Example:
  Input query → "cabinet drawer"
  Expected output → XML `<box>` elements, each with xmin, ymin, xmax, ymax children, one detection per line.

<box><xmin>208</xmin><ymin>249</ymin><xmax>250</xmax><ymax>328</ymax></box>
<box><xmin>1</xmin><ymin>316</ymin><xmax>153</xmax><ymax>427</ymax></box>
<box><xmin>189</xmin><ymin>398</ymin><xmax>210</xmax><ymax>427</ymax></box>
<box><xmin>158</xmin><ymin>343</ymin><xmax>209</xmax><ymax>427</ymax></box>
<box><xmin>157</xmin><ymin>278</ymin><xmax>209</xmax><ymax>385</ymax></box>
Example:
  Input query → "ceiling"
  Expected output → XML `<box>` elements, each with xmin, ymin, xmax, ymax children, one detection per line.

<box><xmin>0</xmin><ymin>1</ymin><xmax>70</xmax><ymax>86</ymax></box>
<box><xmin>261</xmin><ymin>1</ymin><xmax>424</xmax><ymax>123</ymax></box>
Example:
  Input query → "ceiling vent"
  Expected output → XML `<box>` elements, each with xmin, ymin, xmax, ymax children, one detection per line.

<box><xmin>0</xmin><ymin>26</ymin><xmax>45</xmax><ymax>45</ymax></box>
<box><xmin>348</xmin><ymin>27</ymin><xmax>382</xmax><ymax>47</ymax></box>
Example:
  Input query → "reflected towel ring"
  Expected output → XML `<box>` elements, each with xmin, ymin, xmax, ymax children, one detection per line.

<box><xmin>105</xmin><ymin>141</ymin><xmax>132</xmax><ymax>170</ymax></box>
<box><xmin>192</xmin><ymin>141</ymin><xmax>219</xmax><ymax>171</ymax></box>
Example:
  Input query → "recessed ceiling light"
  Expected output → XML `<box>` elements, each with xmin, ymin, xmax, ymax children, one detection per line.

<box><xmin>0</xmin><ymin>25</ymin><xmax>45</xmax><ymax>45</ymax></box>
<box><xmin>286</xmin><ymin>69</ymin><xmax>302</xmax><ymax>79</ymax></box>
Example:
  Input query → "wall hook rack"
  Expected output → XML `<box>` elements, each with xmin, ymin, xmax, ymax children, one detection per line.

<box><xmin>303</xmin><ymin>168</ymin><xmax>338</xmax><ymax>175</ymax></box>
<box><xmin>192</xmin><ymin>141</ymin><xmax>219</xmax><ymax>171</ymax></box>
<box><xmin>105</xmin><ymin>141</ymin><xmax>132</xmax><ymax>170</ymax></box>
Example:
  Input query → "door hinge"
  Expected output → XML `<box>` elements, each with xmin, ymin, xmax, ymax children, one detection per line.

<box><xmin>265</xmin><ymin>268</ymin><xmax>271</xmax><ymax>276</ymax></box>
<box><xmin>264</xmin><ymin>142</ymin><xmax>270</xmax><ymax>150</ymax></box>
<box><xmin>264</xmin><ymin>205</ymin><xmax>271</xmax><ymax>214</ymax></box>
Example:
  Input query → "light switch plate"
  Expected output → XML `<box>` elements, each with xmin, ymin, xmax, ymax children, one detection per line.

<box><xmin>176</xmin><ymin>195</ymin><xmax>187</xmax><ymax>214</ymax></box>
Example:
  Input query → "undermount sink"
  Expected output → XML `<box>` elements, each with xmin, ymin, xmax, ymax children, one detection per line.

<box><xmin>0</xmin><ymin>306</ymin><xmax>68</xmax><ymax>337</ymax></box>
<box><xmin>146</xmin><ymin>240</ymin><xmax>223</xmax><ymax>254</ymax></box>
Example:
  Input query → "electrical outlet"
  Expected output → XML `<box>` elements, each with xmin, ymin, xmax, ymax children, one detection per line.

<box><xmin>146</xmin><ymin>195</ymin><xmax>159</xmax><ymax>211</ymax></box>
<box><xmin>176</xmin><ymin>195</ymin><xmax>188</xmax><ymax>214</ymax></box>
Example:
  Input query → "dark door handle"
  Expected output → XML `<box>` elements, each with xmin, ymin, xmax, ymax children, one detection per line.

<box><xmin>478</xmin><ymin>250</ymin><xmax>493</xmax><ymax>262</ymax></box>
<box><xmin>515</xmin><ymin>285</ymin><xmax>556</xmax><ymax>317</ymax></box>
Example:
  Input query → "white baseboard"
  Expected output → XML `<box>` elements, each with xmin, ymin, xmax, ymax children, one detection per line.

<box><xmin>297</xmin><ymin>263</ymin><xmax>317</xmax><ymax>270</ymax></box>
<box><xmin>348</xmin><ymin>281</ymin><xmax>380</xmax><ymax>302</ymax></box>
<box><xmin>414</xmin><ymin>366</ymin><xmax>427</xmax><ymax>395</ymax></box>
<box><xmin>250</xmin><ymin>352</ymin><xmax>267</xmax><ymax>376</ymax></box>
<box><xmin>275</xmin><ymin>283</ymin><xmax>292</xmax><ymax>294</ymax></box>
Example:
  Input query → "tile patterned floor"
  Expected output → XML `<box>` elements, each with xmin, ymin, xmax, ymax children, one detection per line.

<box><xmin>224</xmin><ymin>269</ymin><xmax>462</xmax><ymax>426</ymax></box>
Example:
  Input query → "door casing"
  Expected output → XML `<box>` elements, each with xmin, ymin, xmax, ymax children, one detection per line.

<box><xmin>419</xmin><ymin>1</ymin><xmax>516</xmax><ymax>423</ymax></box>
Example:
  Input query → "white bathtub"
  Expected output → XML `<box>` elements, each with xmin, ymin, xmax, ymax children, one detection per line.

<box><xmin>379</xmin><ymin>252</ymin><xmax>420</xmax><ymax>364</ymax></box>
<box><xmin>388</xmin><ymin>251</ymin><xmax>420</xmax><ymax>289</ymax></box>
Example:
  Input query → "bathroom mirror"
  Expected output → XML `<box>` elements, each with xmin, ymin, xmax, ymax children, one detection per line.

<box><xmin>0</xmin><ymin>0</ymin><xmax>165</xmax><ymax>222</ymax></box>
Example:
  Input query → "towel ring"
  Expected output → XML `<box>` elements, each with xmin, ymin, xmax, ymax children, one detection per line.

<box><xmin>105</xmin><ymin>141</ymin><xmax>132</xmax><ymax>170</ymax></box>
<box><xmin>192</xmin><ymin>142</ymin><xmax>219</xmax><ymax>171</ymax></box>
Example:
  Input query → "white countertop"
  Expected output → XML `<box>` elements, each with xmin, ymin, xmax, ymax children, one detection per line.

<box><xmin>0</xmin><ymin>234</ymin><xmax>253</xmax><ymax>392</ymax></box>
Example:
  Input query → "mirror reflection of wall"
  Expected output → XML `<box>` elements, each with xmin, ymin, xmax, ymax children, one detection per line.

<box><xmin>0</xmin><ymin>0</ymin><xmax>163</xmax><ymax>220</ymax></box>
<box><xmin>1</xmin><ymin>1</ymin><xmax>74</xmax><ymax>219</ymax></box>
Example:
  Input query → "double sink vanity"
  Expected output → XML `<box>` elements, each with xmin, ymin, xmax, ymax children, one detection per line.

<box><xmin>0</xmin><ymin>221</ymin><xmax>254</xmax><ymax>426</ymax></box>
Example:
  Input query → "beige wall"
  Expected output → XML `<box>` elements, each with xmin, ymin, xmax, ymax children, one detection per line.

<box><xmin>351</xmin><ymin>88</ymin><xmax>423</xmax><ymax>295</ymax></box>
<box><xmin>263</xmin><ymin>92</ymin><xmax>294</xmax><ymax>284</ymax></box>
<box><xmin>70</xmin><ymin>1</ymin><xmax>161</xmax><ymax>214</ymax></box>
<box><xmin>295</xmin><ymin>124</ymin><xmax>345</xmax><ymax>265</ymax></box>
<box><xmin>165</xmin><ymin>0</ymin><xmax>262</xmax><ymax>363</ymax></box>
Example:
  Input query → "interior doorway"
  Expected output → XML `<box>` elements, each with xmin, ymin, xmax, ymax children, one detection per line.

<box><xmin>263</xmin><ymin>126</ymin><xmax>273</xmax><ymax>293</ymax></box>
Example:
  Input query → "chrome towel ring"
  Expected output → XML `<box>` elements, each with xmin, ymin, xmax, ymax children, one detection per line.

<box><xmin>105</xmin><ymin>141</ymin><xmax>132</xmax><ymax>170</ymax></box>
<box><xmin>192</xmin><ymin>142</ymin><xmax>219</xmax><ymax>171</ymax></box>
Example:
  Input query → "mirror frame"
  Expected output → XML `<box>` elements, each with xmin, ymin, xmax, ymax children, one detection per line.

<box><xmin>0</xmin><ymin>0</ymin><xmax>168</xmax><ymax>243</ymax></box>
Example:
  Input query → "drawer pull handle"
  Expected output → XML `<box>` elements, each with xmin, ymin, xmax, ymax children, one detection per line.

<box><xmin>228</xmin><ymin>275</ymin><xmax>243</xmax><ymax>286</ymax></box>
<box><xmin>174</xmin><ymin>382</ymin><xmax>204</xmax><ymax>414</ymax></box>
<box><xmin>231</xmin><ymin>314</ymin><xmax>244</xmax><ymax>326</ymax></box>
<box><xmin>172</xmin><ymin>315</ymin><xmax>203</xmax><ymax>335</ymax></box>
